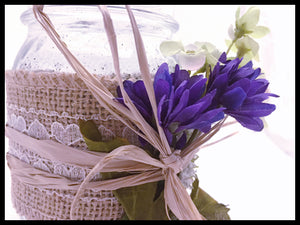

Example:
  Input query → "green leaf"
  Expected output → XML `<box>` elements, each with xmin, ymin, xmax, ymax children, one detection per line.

<box><xmin>191</xmin><ymin>177</ymin><xmax>230</xmax><ymax>220</ymax></box>
<box><xmin>100</xmin><ymin>158</ymin><xmax>168</xmax><ymax>220</ymax></box>
<box><xmin>78</xmin><ymin>119</ymin><xmax>129</xmax><ymax>152</ymax></box>
<box><xmin>78</xmin><ymin>119</ymin><xmax>102</xmax><ymax>141</ymax></box>
<box><xmin>113</xmin><ymin>181</ymin><xmax>169</xmax><ymax>220</ymax></box>
<box><xmin>121</xmin><ymin>213</ymin><xmax>129</xmax><ymax>220</ymax></box>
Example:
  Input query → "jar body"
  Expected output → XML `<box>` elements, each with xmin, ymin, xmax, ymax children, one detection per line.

<box><xmin>5</xmin><ymin>5</ymin><xmax>178</xmax><ymax>220</ymax></box>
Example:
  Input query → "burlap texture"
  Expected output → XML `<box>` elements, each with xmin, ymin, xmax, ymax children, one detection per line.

<box><xmin>5</xmin><ymin>69</ymin><xmax>140</xmax><ymax>220</ymax></box>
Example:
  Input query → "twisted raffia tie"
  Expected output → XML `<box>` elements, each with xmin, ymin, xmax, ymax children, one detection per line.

<box><xmin>10</xmin><ymin>4</ymin><xmax>217</xmax><ymax>220</ymax></box>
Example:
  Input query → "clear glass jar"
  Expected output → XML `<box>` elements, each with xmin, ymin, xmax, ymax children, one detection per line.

<box><xmin>12</xmin><ymin>5</ymin><xmax>179</xmax><ymax>77</ymax></box>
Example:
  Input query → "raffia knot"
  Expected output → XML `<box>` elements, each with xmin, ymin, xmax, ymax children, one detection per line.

<box><xmin>160</xmin><ymin>150</ymin><xmax>183</xmax><ymax>175</ymax></box>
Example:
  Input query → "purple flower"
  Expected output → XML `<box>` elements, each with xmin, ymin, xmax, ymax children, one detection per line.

<box><xmin>206</xmin><ymin>52</ymin><xmax>279</xmax><ymax>131</ymax></box>
<box><xmin>117</xmin><ymin>63</ymin><xmax>225</xmax><ymax>149</ymax></box>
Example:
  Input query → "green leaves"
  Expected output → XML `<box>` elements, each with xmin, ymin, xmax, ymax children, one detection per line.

<box><xmin>113</xmin><ymin>181</ymin><xmax>169</xmax><ymax>220</ymax></box>
<box><xmin>78</xmin><ymin>119</ymin><xmax>129</xmax><ymax>152</ymax></box>
<box><xmin>191</xmin><ymin>177</ymin><xmax>231</xmax><ymax>220</ymax></box>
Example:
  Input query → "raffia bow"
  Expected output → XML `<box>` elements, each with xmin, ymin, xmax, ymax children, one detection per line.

<box><xmin>30</xmin><ymin>5</ymin><xmax>228</xmax><ymax>220</ymax></box>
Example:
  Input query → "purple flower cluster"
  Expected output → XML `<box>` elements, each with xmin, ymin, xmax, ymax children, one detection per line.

<box><xmin>153</xmin><ymin>63</ymin><xmax>225</xmax><ymax>148</ymax></box>
<box><xmin>206</xmin><ymin>52</ymin><xmax>278</xmax><ymax>131</ymax></box>
<box><xmin>116</xmin><ymin>52</ymin><xmax>278</xmax><ymax>149</ymax></box>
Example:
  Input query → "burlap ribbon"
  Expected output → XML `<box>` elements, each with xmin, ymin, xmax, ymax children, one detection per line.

<box><xmin>6</xmin><ymin>5</ymin><xmax>228</xmax><ymax>220</ymax></box>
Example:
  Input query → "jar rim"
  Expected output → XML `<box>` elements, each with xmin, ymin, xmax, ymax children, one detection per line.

<box><xmin>21</xmin><ymin>5</ymin><xmax>179</xmax><ymax>33</ymax></box>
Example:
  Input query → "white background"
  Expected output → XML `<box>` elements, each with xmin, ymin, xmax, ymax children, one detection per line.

<box><xmin>5</xmin><ymin>5</ymin><xmax>295</xmax><ymax>220</ymax></box>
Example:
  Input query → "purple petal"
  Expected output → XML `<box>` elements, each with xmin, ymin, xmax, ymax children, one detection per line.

<box><xmin>210</xmin><ymin>110</ymin><xmax>226</xmax><ymax>123</ymax></box>
<box><xmin>178</xmin><ymin>121</ymin><xmax>210</xmax><ymax>133</ymax></box>
<box><xmin>175</xmin><ymin>132</ymin><xmax>187</xmax><ymax>150</ymax></box>
<box><xmin>186</xmin><ymin>75</ymin><xmax>204</xmax><ymax>89</ymax></box>
<box><xmin>164</xmin><ymin>127</ymin><xmax>173</xmax><ymax>146</ymax></box>
<box><xmin>221</xmin><ymin>87</ymin><xmax>247</xmax><ymax>110</ymax></box>
<box><xmin>193</xmin><ymin>110</ymin><xmax>225</xmax><ymax>133</ymax></box>
<box><xmin>173</xmin><ymin>80</ymin><xmax>188</xmax><ymax>106</ymax></box>
<box><xmin>218</xmin><ymin>52</ymin><xmax>227</xmax><ymax>63</ymax></box>
<box><xmin>198</xmin><ymin>122</ymin><xmax>213</xmax><ymax>133</ymax></box>
<box><xmin>172</xmin><ymin>65</ymin><xmax>189</xmax><ymax>88</ymax></box>
<box><xmin>172</xmin><ymin>103</ymin><xmax>204</xmax><ymax>124</ymax></box>
<box><xmin>229</xmin><ymin>114</ymin><xmax>264</xmax><ymax>131</ymax></box>
<box><xmin>133</xmin><ymin>80</ymin><xmax>151</xmax><ymax>111</ymax></box>
<box><xmin>138</xmin><ymin>136</ymin><xmax>148</xmax><ymax>146</ymax></box>
<box><xmin>222</xmin><ymin>57</ymin><xmax>241</xmax><ymax>75</ymax></box>
<box><xmin>116</xmin><ymin>86</ymin><xmax>122</xmax><ymax>98</ymax></box>
<box><xmin>133</xmin><ymin>101</ymin><xmax>153</xmax><ymax>124</ymax></box>
<box><xmin>123</xmin><ymin>80</ymin><xmax>147</xmax><ymax>109</ymax></box>
<box><xmin>247</xmin><ymin>79</ymin><xmax>269</xmax><ymax>96</ymax></box>
<box><xmin>207</xmin><ymin>72</ymin><xmax>228</xmax><ymax>93</ymax></box>
<box><xmin>230</xmin><ymin>63</ymin><xmax>256</xmax><ymax>82</ymax></box>
<box><xmin>176</xmin><ymin>107</ymin><xmax>225</xmax><ymax>132</ymax></box>
<box><xmin>198</xmin><ymin>88</ymin><xmax>218</xmax><ymax>110</ymax></box>
<box><xmin>232</xmin><ymin>103</ymin><xmax>276</xmax><ymax>117</ymax></box>
<box><xmin>244</xmin><ymin>92</ymin><xmax>279</xmax><ymax>104</ymax></box>
<box><xmin>207</xmin><ymin>62</ymin><xmax>220</xmax><ymax>88</ymax></box>
<box><xmin>242</xmin><ymin>60</ymin><xmax>253</xmax><ymax>69</ymax></box>
<box><xmin>227</xmin><ymin>78</ymin><xmax>251</xmax><ymax>94</ymax></box>
<box><xmin>173</xmin><ymin>91</ymin><xmax>215</xmax><ymax>123</ymax></box>
<box><xmin>115</xmin><ymin>97</ymin><xmax>126</xmax><ymax>106</ymax></box>
<box><xmin>168</xmin><ymin>89</ymin><xmax>190</xmax><ymax>123</ymax></box>
<box><xmin>188</xmin><ymin>76</ymin><xmax>207</xmax><ymax>105</ymax></box>
<box><xmin>154</xmin><ymin>63</ymin><xmax>172</xmax><ymax>88</ymax></box>
<box><xmin>165</xmin><ymin>86</ymin><xmax>175</xmax><ymax>125</ymax></box>
<box><xmin>157</xmin><ymin>95</ymin><xmax>167</xmax><ymax>126</ymax></box>
<box><xmin>249</xmin><ymin>68</ymin><xmax>261</xmax><ymax>80</ymax></box>
<box><xmin>154</xmin><ymin>79</ymin><xmax>171</xmax><ymax>104</ymax></box>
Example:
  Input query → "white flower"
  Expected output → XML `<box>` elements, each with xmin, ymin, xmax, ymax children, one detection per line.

<box><xmin>235</xmin><ymin>35</ymin><xmax>260</xmax><ymax>62</ymax></box>
<box><xmin>193</xmin><ymin>41</ymin><xmax>222</xmax><ymax>68</ymax></box>
<box><xmin>160</xmin><ymin>41</ymin><xmax>221</xmax><ymax>71</ymax></box>
<box><xmin>229</xmin><ymin>6</ymin><xmax>270</xmax><ymax>40</ymax></box>
<box><xmin>179</xmin><ymin>159</ymin><xmax>197</xmax><ymax>189</ymax></box>
<box><xmin>226</xmin><ymin>6</ymin><xmax>270</xmax><ymax>66</ymax></box>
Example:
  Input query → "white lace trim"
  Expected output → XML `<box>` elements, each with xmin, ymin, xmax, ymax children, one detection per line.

<box><xmin>6</xmin><ymin>104</ymin><xmax>196</xmax><ymax>188</ymax></box>
<box><xmin>7</xmin><ymin>113</ymin><xmax>84</xmax><ymax>145</ymax></box>
<box><xmin>6</xmin><ymin>104</ymin><xmax>139</xmax><ymax>145</ymax></box>
<box><xmin>5</xmin><ymin>105</ymin><xmax>134</xmax><ymax>182</ymax></box>
<box><xmin>6</xmin><ymin>103</ymin><xmax>118</xmax><ymax>122</ymax></box>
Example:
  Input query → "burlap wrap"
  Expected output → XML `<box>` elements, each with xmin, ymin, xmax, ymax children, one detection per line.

<box><xmin>5</xmin><ymin>70</ymin><xmax>131</xmax><ymax>220</ymax></box>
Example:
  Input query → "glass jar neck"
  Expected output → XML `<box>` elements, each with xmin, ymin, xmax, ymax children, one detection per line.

<box><xmin>21</xmin><ymin>5</ymin><xmax>179</xmax><ymax>38</ymax></box>
<box><xmin>14</xmin><ymin>5</ymin><xmax>179</xmax><ymax>76</ymax></box>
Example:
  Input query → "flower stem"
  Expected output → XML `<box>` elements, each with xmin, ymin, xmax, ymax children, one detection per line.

<box><xmin>226</xmin><ymin>38</ymin><xmax>237</xmax><ymax>55</ymax></box>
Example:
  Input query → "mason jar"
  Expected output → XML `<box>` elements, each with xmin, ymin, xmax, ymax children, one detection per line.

<box><xmin>5</xmin><ymin>5</ymin><xmax>178</xmax><ymax>220</ymax></box>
